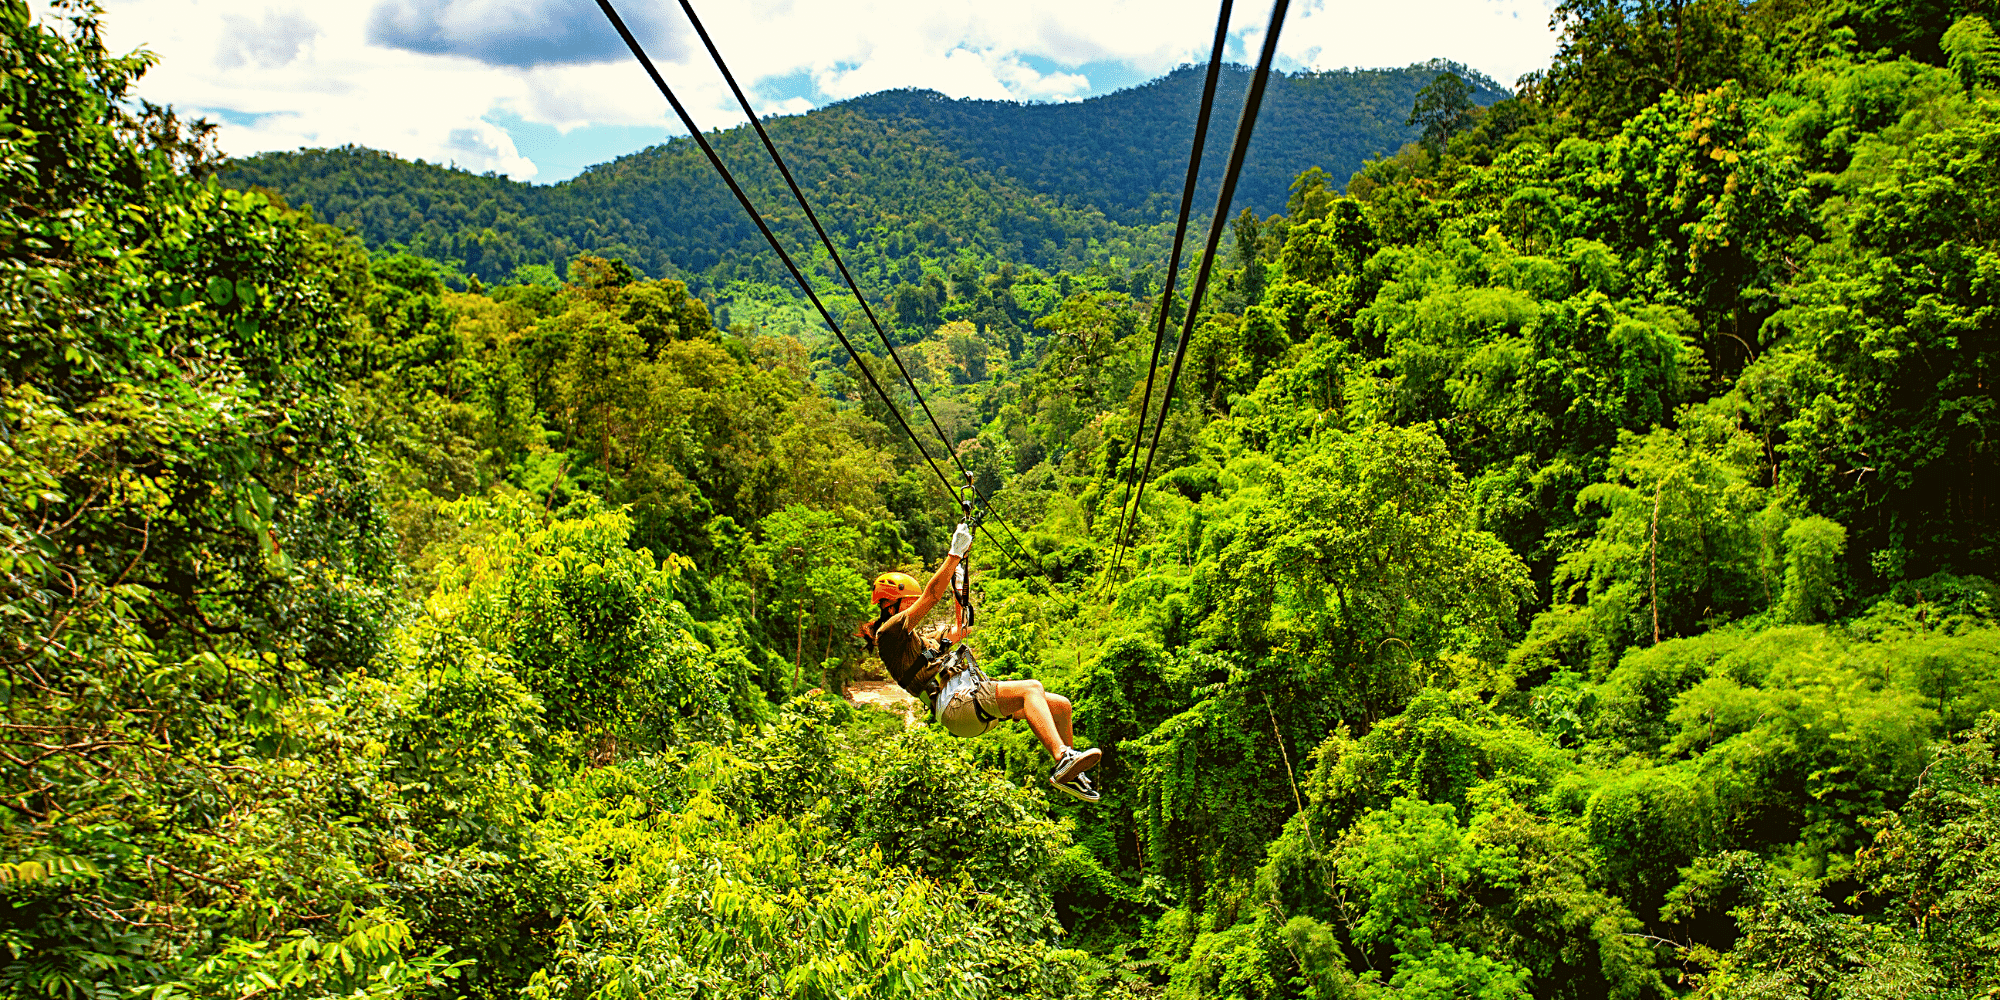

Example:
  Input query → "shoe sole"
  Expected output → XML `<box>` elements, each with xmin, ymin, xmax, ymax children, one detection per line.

<box><xmin>1052</xmin><ymin>746</ymin><xmax>1102</xmax><ymax>783</ymax></box>
<box><xmin>1050</xmin><ymin>777</ymin><xmax>1100</xmax><ymax>803</ymax></box>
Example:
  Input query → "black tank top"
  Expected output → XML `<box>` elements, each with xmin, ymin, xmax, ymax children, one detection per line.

<box><xmin>877</xmin><ymin>616</ymin><xmax>941</xmax><ymax>694</ymax></box>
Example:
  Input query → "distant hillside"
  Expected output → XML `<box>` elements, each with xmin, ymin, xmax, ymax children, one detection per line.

<box><xmin>845</xmin><ymin>60</ymin><xmax>1507</xmax><ymax>224</ymax></box>
<box><xmin>225</xmin><ymin>117</ymin><xmax>1162</xmax><ymax>291</ymax></box>
<box><xmin>223</xmin><ymin>61</ymin><xmax>1504</xmax><ymax>285</ymax></box>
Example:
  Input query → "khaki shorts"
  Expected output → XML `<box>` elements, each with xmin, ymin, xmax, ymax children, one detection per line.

<box><xmin>936</xmin><ymin>670</ymin><xmax>1004</xmax><ymax>738</ymax></box>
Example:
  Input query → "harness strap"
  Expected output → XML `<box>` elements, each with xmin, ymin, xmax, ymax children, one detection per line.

<box><xmin>932</xmin><ymin>646</ymin><xmax>1001</xmax><ymax>724</ymax></box>
<box><xmin>973</xmin><ymin>691</ymin><xmax>1001</xmax><ymax>724</ymax></box>
<box><xmin>907</xmin><ymin>637</ymin><xmax>956</xmax><ymax>695</ymax></box>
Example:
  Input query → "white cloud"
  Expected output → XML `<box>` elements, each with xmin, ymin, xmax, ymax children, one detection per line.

<box><xmin>994</xmin><ymin>57</ymin><xmax>1091</xmax><ymax>103</ymax></box>
<box><xmin>366</xmin><ymin>0</ymin><xmax>685</xmax><ymax>68</ymax></box>
<box><xmin>79</xmin><ymin>0</ymin><xmax>1561</xmax><ymax>183</ymax></box>
<box><xmin>808</xmin><ymin>47</ymin><xmax>1089</xmax><ymax>103</ymax></box>
<box><xmin>685</xmin><ymin>0</ymin><xmax>1277</xmax><ymax>100</ymax></box>
<box><xmin>1284</xmin><ymin>0</ymin><xmax>1559</xmax><ymax>87</ymax></box>
<box><xmin>214</xmin><ymin>9</ymin><xmax>318</xmax><ymax>70</ymax></box>
<box><xmin>761</xmin><ymin>96</ymin><xmax>815</xmax><ymax>117</ymax></box>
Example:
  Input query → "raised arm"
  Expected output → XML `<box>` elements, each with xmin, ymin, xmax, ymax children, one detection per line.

<box><xmin>888</xmin><ymin>523</ymin><xmax>973</xmax><ymax>631</ymax></box>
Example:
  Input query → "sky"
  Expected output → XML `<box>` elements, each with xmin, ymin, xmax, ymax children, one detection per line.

<box><xmin>72</xmin><ymin>0</ymin><xmax>1563</xmax><ymax>184</ymax></box>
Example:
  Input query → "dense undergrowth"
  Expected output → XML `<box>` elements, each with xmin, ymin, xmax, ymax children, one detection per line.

<box><xmin>6</xmin><ymin>0</ymin><xmax>2000</xmax><ymax>997</ymax></box>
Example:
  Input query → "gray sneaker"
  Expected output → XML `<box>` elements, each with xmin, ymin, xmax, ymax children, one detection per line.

<box><xmin>1052</xmin><ymin>771</ymin><xmax>1101</xmax><ymax>803</ymax></box>
<box><xmin>1051</xmin><ymin>745</ymin><xmax>1101</xmax><ymax>783</ymax></box>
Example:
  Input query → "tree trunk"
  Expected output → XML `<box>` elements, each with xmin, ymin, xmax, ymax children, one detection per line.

<box><xmin>1650</xmin><ymin>479</ymin><xmax>1665</xmax><ymax>645</ymax></box>
<box><xmin>821</xmin><ymin>623</ymin><xmax>835</xmax><ymax>689</ymax></box>
<box><xmin>793</xmin><ymin>606</ymin><xmax>806</xmax><ymax>693</ymax></box>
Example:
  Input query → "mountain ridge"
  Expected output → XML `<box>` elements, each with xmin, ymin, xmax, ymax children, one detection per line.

<box><xmin>820</xmin><ymin>60</ymin><xmax>1507</xmax><ymax>223</ymax></box>
<box><xmin>223</xmin><ymin>61</ymin><xmax>1506</xmax><ymax>286</ymax></box>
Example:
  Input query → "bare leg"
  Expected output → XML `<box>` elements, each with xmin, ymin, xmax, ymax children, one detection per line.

<box><xmin>991</xmin><ymin>679</ymin><xmax>1066</xmax><ymax>760</ymax></box>
<box><xmin>1045</xmin><ymin>692</ymin><xmax>1075</xmax><ymax>748</ymax></box>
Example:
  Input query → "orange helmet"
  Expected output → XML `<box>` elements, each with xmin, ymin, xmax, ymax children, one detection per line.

<box><xmin>858</xmin><ymin>571</ymin><xmax>924</xmax><ymax>647</ymax></box>
<box><xmin>871</xmin><ymin>571</ymin><xmax>922</xmax><ymax>609</ymax></box>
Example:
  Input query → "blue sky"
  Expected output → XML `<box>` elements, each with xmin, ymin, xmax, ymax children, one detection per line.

<box><xmin>88</xmin><ymin>0</ymin><xmax>1561</xmax><ymax>184</ymax></box>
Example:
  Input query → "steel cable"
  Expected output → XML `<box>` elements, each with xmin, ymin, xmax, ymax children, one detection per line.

<box><xmin>1114</xmin><ymin>0</ymin><xmax>1292</xmax><ymax>575</ymax></box>
<box><xmin>669</xmin><ymin>0</ymin><xmax>1036</xmax><ymax>565</ymax></box>
<box><xmin>1105</xmin><ymin>0</ymin><xmax>1236</xmax><ymax>579</ymax></box>
<box><xmin>592</xmin><ymin>0</ymin><xmax>1012</xmax><ymax>557</ymax></box>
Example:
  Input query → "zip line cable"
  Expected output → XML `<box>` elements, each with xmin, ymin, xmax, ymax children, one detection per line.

<box><xmin>669</xmin><ymin>0</ymin><xmax>1035</xmax><ymax>564</ymax></box>
<box><xmin>1105</xmin><ymin>0</ymin><xmax>1236</xmax><ymax>579</ymax></box>
<box><xmin>1113</xmin><ymin>0</ymin><xmax>1292</xmax><ymax>575</ymax></box>
<box><xmin>592</xmin><ymin>0</ymin><xmax>1015</xmax><ymax>560</ymax></box>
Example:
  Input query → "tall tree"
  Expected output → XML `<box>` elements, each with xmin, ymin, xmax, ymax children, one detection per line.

<box><xmin>1407</xmin><ymin>71</ymin><xmax>1479</xmax><ymax>151</ymax></box>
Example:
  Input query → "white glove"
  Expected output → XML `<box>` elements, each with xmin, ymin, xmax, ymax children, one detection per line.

<box><xmin>949</xmin><ymin>522</ymin><xmax>974</xmax><ymax>557</ymax></box>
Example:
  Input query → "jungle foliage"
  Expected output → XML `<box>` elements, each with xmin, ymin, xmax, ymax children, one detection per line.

<box><xmin>7</xmin><ymin>0</ymin><xmax>2000</xmax><ymax>997</ymax></box>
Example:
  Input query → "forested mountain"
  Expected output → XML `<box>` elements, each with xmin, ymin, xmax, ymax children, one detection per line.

<box><xmin>220</xmin><ymin>121</ymin><xmax>1167</xmax><ymax>297</ymax></box>
<box><xmin>9</xmin><ymin>0</ymin><xmax>2000</xmax><ymax>998</ymax></box>
<box><xmin>219</xmin><ymin>63</ymin><xmax>1501</xmax><ymax>290</ymax></box>
<box><xmin>816</xmin><ymin>62</ymin><xmax>1507</xmax><ymax>223</ymax></box>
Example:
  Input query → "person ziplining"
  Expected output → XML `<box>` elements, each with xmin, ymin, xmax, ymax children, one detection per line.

<box><xmin>860</xmin><ymin>521</ymin><xmax>1102</xmax><ymax>804</ymax></box>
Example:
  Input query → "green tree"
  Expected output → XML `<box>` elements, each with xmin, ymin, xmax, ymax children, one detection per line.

<box><xmin>554</xmin><ymin>310</ymin><xmax>656</xmax><ymax>487</ymax></box>
<box><xmin>1034</xmin><ymin>291</ymin><xmax>1137</xmax><ymax>408</ymax></box>
<box><xmin>1668</xmin><ymin>852</ymin><xmax>1936</xmax><ymax>999</ymax></box>
<box><xmin>1205</xmin><ymin>424</ymin><xmax>1530</xmax><ymax>719</ymax></box>
<box><xmin>1855</xmin><ymin>713</ymin><xmax>2000</xmax><ymax>992</ymax></box>
<box><xmin>1545</xmin><ymin>0</ymin><xmax>1761</xmax><ymax>133</ymax></box>
<box><xmin>521</xmin><ymin>705</ymin><xmax>1072</xmax><ymax>1000</ymax></box>
<box><xmin>1334</xmin><ymin>798</ymin><xmax>1476</xmax><ymax>955</ymax></box>
<box><xmin>1778</xmin><ymin>516</ymin><xmax>1848</xmax><ymax>623</ymax></box>
<box><xmin>1943</xmin><ymin>15</ymin><xmax>2000</xmax><ymax>90</ymax></box>
<box><xmin>753</xmin><ymin>505</ymin><xmax>870</xmax><ymax>692</ymax></box>
<box><xmin>1761</xmin><ymin>109</ymin><xmax>2000</xmax><ymax>577</ymax></box>
<box><xmin>1551</xmin><ymin>407</ymin><xmax>1773</xmax><ymax>654</ymax></box>
<box><xmin>438</xmin><ymin>495</ymin><xmax>726</xmax><ymax>747</ymax></box>
<box><xmin>1406</xmin><ymin>72</ymin><xmax>1478</xmax><ymax>151</ymax></box>
<box><xmin>0</xmin><ymin>4</ymin><xmax>419</xmax><ymax>990</ymax></box>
